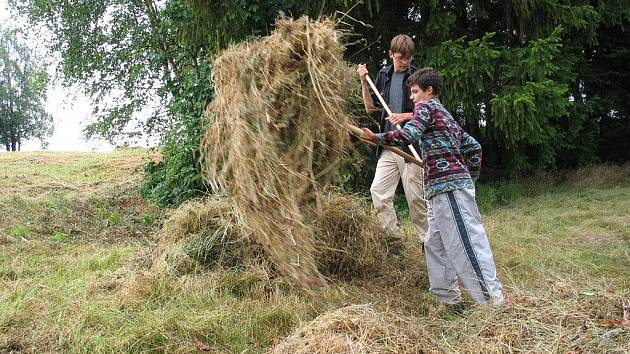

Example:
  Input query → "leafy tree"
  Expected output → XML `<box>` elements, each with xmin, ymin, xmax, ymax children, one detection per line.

<box><xmin>335</xmin><ymin>1</ymin><xmax>628</xmax><ymax>175</ymax></box>
<box><xmin>585</xmin><ymin>0</ymin><xmax>630</xmax><ymax>163</ymax></box>
<box><xmin>10</xmin><ymin>0</ymin><xmax>373</xmax><ymax>204</ymax></box>
<box><xmin>0</xmin><ymin>27</ymin><xmax>52</xmax><ymax>151</ymax></box>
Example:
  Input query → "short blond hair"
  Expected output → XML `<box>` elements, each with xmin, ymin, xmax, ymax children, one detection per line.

<box><xmin>390</xmin><ymin>34</ymin><xmax>414</xmax><ymax>57</ymax></box>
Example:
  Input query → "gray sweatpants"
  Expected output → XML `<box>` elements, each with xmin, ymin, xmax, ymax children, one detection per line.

<box><xmin>425</xmin><ymin>188</ymin><xmax>504</xmax><ymax>305</ymax></box>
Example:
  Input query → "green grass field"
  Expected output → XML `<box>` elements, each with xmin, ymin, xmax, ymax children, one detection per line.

<box><xmin>1</xmin><ymin>150</ymin><xmax>628</xmax><ymax>353</ymax></box>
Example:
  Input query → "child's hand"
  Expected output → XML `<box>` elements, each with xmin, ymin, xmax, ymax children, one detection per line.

<box><xmin>359</xmin><ymin>128</ymin><xmax>377</xmax><ymax>143</ymax></box>
<box><xmin>357</xmin><ymin>64</ymin><xmax>369</xmax><ymax>82</ymax></box>
<box><xmin>387</xmin><ymin>113</ymin><xmax>412</xmax><ymax>126</ymax></box>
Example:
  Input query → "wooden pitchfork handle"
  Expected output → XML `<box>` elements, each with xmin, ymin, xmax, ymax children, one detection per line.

<box><xmin>346</xmin><ymin>124</ymin><xmax>423</xmax><ymax>167</ymax></box>
<box><xmin>364</xmin><ymin>75</ymin><xmax>422</xmax><ymax>162</ymax></box>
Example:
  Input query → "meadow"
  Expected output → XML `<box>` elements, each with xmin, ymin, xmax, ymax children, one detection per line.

<box><xmin>1</xmin><ymin>150</ymin><xmax>628</xmax><ymax>353</ymax></box>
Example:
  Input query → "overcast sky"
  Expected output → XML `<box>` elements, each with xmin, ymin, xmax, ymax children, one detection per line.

<box><xmin>1</xmin><ymin>0</ymin><xmax>117</xmax><ymax>151</ymax></box>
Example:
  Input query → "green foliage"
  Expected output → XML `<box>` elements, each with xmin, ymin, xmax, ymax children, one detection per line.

<box><xmin>431</xmin><ymin>32</ymin><xmax>500</xmax><ymax>123</ymax></box>
<box><xmin>393</xmin><ymin>194</ymin><xmax>410</xmax><ymax>220</ymax></box>
<box><xmin>139</xmin><ymin>114</ymin><xmax>207</xmax><ymax>206</ymax></box>
<box><xmin>9</xmin><ymin>0</ymin><xmax>630</xmax><ymax>200</ymax></box>
<box><xmin>0</xmin><ymin>26</ymin><xmax>52</xmax><ymax>151</ymax></box>
<box><xmin>10</xmin><ymin>225</ymin><xmax>28</xmax><ymax>238</ymax></box>
<box><xmin>11</xmin><ymin>0</ymin><xmax>179</xmax><ymax>141</ymax></box>
<box><xmin>475</xmin><ymin>181</ymin><xmax>525</xmax><ymax>214</ymax></box>
<box><xmin>141</xmin><ymin>212</ymin><xmax>157</xmax><ymax>226</ymax></box>
<box><xmin>428</xmin><ymin>26</ymin><xmax>576</xmax><ymax>173</ymax></box>
<box><xmin>48</xmin><ymin>231</ymin><xmax>68</xmax><ymax>242</ymax></box>
<box><xmin>345</xmin><ymin>0</ymin><xmax>621</xmax><ymax>182</ymax></box>
<box><xmin>336</xmin><ymin>143</ymin><xmax>377</xmax><ymax>193</ymax></box>
<box><xmin>93</xmin><ymin>199</ymin><xmax>125</xmax><ymax>226</ymax></box>
<box><xmin>139</xmin><ymin>58</ymin><xmax>213</xmax><ymax>206</ymax></box>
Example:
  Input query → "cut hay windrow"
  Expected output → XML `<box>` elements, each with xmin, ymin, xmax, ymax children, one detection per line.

<box><xmin>314</xmin><ymin>190</ymin><xmax>389</xmax><ymax>279</ymax></box>
<box><xmin>271</xmin><ymin>304</ymin><xmax>420</xmax><ymax>353</ymax></box>
<box><xmin>152</xmin><ymin>191</ymin><xmax>390</xmax><ymax>281</ymax></box>
<box><xmin>272</xmin><ymin>288</ymin><xmax>630</xmax><ymax>353</ymax></box>
<box><xmin>152</xmin><ymin>197</ymin><xmax>264</xmax><ymax>275</ymax></box>
<box><xmin>200</xmin><ymin>17</ymin><xmax>356</xmax><ymax>289</ymax></box>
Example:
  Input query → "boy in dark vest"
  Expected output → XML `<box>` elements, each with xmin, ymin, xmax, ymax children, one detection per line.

<box><xmin>357</xmin><ymin>34</ymin><xmax>427</xmax><ymax>252</ymax></box>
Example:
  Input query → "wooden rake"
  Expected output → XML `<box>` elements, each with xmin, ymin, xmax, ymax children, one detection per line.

<box><xmin>363</xmin><ymin>74</ymin><xmax>423</xmax><ymax>164</ymax></box>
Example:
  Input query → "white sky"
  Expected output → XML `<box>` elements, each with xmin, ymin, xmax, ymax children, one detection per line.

<box><xmin>1</xmin><ymin>0</ymin><xmax>118</xmax><ymax>152</ymax></box>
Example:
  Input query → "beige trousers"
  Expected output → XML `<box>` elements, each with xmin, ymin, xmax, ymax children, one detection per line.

<box><xmin>370</xmin><ymin>150</ymin><xmax>428</xmax><ymax>242</ymax></box>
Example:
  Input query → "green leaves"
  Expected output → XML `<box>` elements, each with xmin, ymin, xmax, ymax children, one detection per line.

<box><xmin>490</xmin><ymin>80</ymin><xmax>567</xmax><ymax>145</ymax></box>
<box><xmin>0</xmin><ymin>26</ymin><xmax>52</xmax><ymax>150</ymax></box>
<box><xmin>7</xmin><ymin>0</ymin><xmax>628</xmax><ymax>196</ymax></box>
<box><xmin>490</xmin><ymin>27</ymin><xmax>570</xmax><ymax>169</ymax></box>
<box><xmin>426</xmin><ymin>23</ymin><xmax>575</xmax><ymax>173</ymax></box>
<box><xmin>429</xmin><ymin>32</ymin><xmax>500</xmax><ymax>121</ymax></box>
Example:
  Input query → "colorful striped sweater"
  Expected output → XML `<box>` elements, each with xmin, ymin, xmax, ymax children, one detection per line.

<box><xmin>375</xmin><ymin>98</ymin><xmax>482</xmax><ymax>199</ymax></box>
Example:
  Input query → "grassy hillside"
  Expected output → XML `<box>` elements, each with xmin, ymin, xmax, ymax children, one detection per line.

<box><xmin>1</xmin><ymin>150</ymin><xmax>628</xmax><ymax>353</ymax></box>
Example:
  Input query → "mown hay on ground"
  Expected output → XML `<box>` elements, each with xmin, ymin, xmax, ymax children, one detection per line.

<box><xmin>314</xmin><ymin>190</ymin><xmax>389</xmax><ymax>279</ymax></box>
<box><xmin>416</xmin><ymin>286</ymin><xmax>630</xmax><ymax>353</ymax></box>
<box><xmin>271</xmin><ymin>304</ymin><xmax>420</xmax><ymax>354</ymax></box>
<box><xmin>200</xmin><ymin>16</ymin><xmax>356</xmax><ymax>288</ymax></box>
<box><xmin>272</xmin><ymin>287</ymin><xmax>630</xmax><ymax>353</ymax></box>
<box><xmin>153</xmin><ymin>191</ymin><xmax>391</xmax><ymax>280</ymax></box>
<box><xmin>152</xmin><ymin>197</ymin><xmax>264</xmax><ymax>275</ymax></box>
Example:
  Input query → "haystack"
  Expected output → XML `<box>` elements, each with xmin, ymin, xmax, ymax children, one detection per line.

<box><xmin>153</xmin><ymin>197</ymin><xmax>264</xmax><ymax>275</ymax></box>
<box><xmin>200</xmin><ymin>17</ymin><xmax>356</xmax><ymax>288</ymax></box>
<box><xmin>152</xmin><ymin>191</ymin><xmax>390</xmax><ymax>281</ymax></box>
<box><xmin>314</xmin><ymin>190</ymin><xmax>388</xmax><ymax>278</ymax></box>
<box><xmin>272</xmin><ymin>304</ymin><xmax>418</xmax><ymax>353</ymax></box>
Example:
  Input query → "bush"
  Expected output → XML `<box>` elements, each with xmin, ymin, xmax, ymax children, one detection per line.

<box><xmin>140</xmin><ymin>63</ymin><xmax>213</xmax><ymax>207</ymax></box>
<box><xmin>140</xmin><ymin>125</ymin><xmax>207</xmax><ymax>207</ymax></box>
<box><xmin>476</xmin><ymin>181</ymin><xmax>525</xmax><ymax>214</ymax></box>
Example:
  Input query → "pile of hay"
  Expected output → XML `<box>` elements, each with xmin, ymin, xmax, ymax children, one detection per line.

<box><xmin>200</xmin><ymin>17</ymin><xmax>356</xmax><ymax>288</ymax></box>
<box><xmin>272</xmin><ymin>289</ymin><xmax>630</xmax><ymax>353</ymax></box>
<box><xmin>272</xmin><ymin>304</ymin><xmax>420</xmax><ymax>353</ymax></box>
<box><xmin>152</xmin><ymin>191</ymin><xmax>390</xmax><ymax>280</ymax></box>
<box><xmin>414</xmin><ymin>287</ymin><xmax>630</xmax><ymax>352</ymax></box>
<box><xmin>152</xmin><ymin>197</ymin><xmax>265</xmax><ymax>275</ymax></box>
<box><xmin>314</xmin><ymin>190</ymin><xmax>388</xmax><ymax>278</ymax></box>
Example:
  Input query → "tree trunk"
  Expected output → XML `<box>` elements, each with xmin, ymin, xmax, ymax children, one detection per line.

<box><xmin>505</xmin><ymin>0</ymin><xmax>512</xmax><ymax>46</ymax></box>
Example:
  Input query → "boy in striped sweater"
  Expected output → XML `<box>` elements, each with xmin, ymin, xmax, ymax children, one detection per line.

<box><xmin>360</xmin><ymin>68</ymin><xmax>504</xmax><ymax>305</ymax></box>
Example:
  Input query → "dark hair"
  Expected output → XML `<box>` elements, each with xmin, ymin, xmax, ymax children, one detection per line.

<box><xmin>390</xmin><ymin>34</ymin><xmax>414</xmax><ymax>57</ymax></box>
<box><xmin>406</xmin><ymin>67</ymin><xmax>443</xmax><ymax>96</ymax></box>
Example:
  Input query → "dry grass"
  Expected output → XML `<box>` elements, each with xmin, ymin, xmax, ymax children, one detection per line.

<box><xmin>0</xmin><ymin>149</ymin><xmax>163</xmax><ymax>247</ymax></box>
<box><xmin>152</xmin><ymin>196</ymin><xmax>266</xmax><ymax>275</ymax></box>
<box><xmin>272</xmin><ymin>284</ymin><xmax>629</xmax><ymax>353</ymax></box>
<box><xmin>271</xmin><ymin>304</ymin><xmax>421</xmax><ymax>353</ymax></box>
<box><xmin>314</xmin><ymin>190</ymin><xmax>389</xmax><ymax>279</ymax></box>
<box><xmin>0</xmin><ymin>148</ymin><xmax>157</xmax><ymax>199</ymax></box>
<box><xmin>200</xmin><ymin>17</ymin><xmax>356</xmax><ymax>289</ymax></box>
<box><xmin>1</xmin><ymin>148</ymin><xmax>629</xmax><ymax>353</ymax></box>
<box><xmin>152</xmin><ymin>189</ymin><xmax>390</xmax><ymax>281</ymax></box>
<box><xmin>420</xmin><ymin>286</ymin><xmax>629</xmax><ymax>353</ymax></box>
<box><xmin>565</xmin><ymin>164</ymin><xmax>630</xmax><ymax>188</ymax></box>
